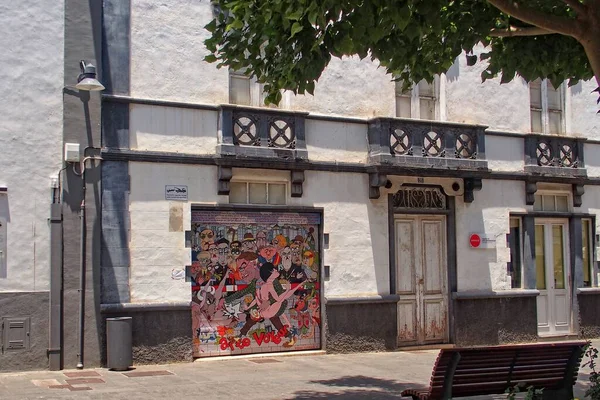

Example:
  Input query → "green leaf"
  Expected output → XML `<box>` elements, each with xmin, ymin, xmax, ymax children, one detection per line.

<box><xmin>204</xmin><ymin>54</ymin><xmax>218</xmax><ymax>63</ymax></box>
<box><xmin>291</xmin><ymin>22</ymin><xmax>303</xmax><ymax>37</ymax></box>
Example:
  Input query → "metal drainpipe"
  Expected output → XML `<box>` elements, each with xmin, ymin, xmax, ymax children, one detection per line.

<box><xmin>76</xmin><ymin>170</ymin><xmax>86</xmax><ymax>369</ymax></box>
<box><xmin>48</xmin><ymin>185</ymin><xmax>63</xmax><ymax>370</ymax></box>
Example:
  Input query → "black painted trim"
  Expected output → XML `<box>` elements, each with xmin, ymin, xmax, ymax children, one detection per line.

<box><xmin>452</xmin><ymin>290</ymin><xmax>540</xmax><ymax>299</ymax></box>
<box><xmin>101</xmin><ymin>302</ymin><xmax>191</xmax><ymax>313</ymax></box>
<box><xmin>326</xmin><ymin>295</ymin><xmax>400</xmax><ymax>304</ymax></box>
<box><xmin>102</xmin><ymin>0</ymin><xmax>130</xmax><ymax>95</ymax></box>
<box><xmin>101</xmin><ymin>149</ymin><xmax>600</xmax><ymax>185</ymax></box>
<box><xmin>103</xmin><ymin>94</ymin><xmax>220</xmax><ymax>111</ymax></box>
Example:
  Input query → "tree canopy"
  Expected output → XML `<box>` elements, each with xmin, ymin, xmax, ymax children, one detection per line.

<box><xmin>204</xmin><ymin>0</ymin><xmax>600</xmax><ymax>105</ymax></box>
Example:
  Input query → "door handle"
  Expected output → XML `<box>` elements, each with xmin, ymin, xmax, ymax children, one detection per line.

<box><xmin>418</xmin><ymin>278</ymin><xmax>424</xmax><ymax>285</ymax></box>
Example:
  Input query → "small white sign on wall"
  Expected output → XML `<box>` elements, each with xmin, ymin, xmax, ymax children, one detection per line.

<box><xmin>165</xmin><ymin>185</ymin><xmax>188</xmax><ymax>201</ymax></box>
<box><xmin>0</xmin><ymin>217</ymin><xmax>6</xmax><ymax>279</ymax></box>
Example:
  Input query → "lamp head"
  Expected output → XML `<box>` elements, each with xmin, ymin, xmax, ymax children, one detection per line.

<box><xmin>75</xmin><ymin>60</ymin><xmax>105</xmax><ymax>91</ymax></box>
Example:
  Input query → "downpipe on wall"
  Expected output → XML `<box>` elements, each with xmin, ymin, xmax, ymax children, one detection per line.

<box><xmin>74</xmin><ymin>155</ymin><xmax>102</xmax><ymax>369</ymax></box>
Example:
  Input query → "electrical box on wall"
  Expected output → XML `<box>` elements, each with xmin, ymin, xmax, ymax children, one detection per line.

<box><xmin>64</xmin><ymin>143</ymin><xmax>81</xmax><ymax>163</ymax></box>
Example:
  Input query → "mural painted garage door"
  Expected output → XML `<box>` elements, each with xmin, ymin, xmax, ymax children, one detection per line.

<box><xmin>189</xmin><ymin>210</ymin><xmax>321</xmax><ymax>358</ymax></box>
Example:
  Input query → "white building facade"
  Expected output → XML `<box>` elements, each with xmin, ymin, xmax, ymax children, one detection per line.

<box><xmin>2</xmin><ymin>0</ymin><xmax>600</xmax><ymax>370</ymax></box>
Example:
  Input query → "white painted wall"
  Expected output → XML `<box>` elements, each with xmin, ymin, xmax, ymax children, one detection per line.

<box><xmin>455</xmin><ymin>180</ymin><xmax>529</xmax><ymax>291</ymax></box>
<box><xmin>446</xmin><ymin>45</ymin><xmax>531</xmax><ymax>133</ymax></box>
<box><xmin>0</xmin><ymin>0</ymin><xmax>64</xmax><ymax>292</ymax></box>
<box><xmin>128</xmin><ymin>162</ymin><xmax>223</xmax><ymax>302</ymax></box>
<box><xmin>304</xmin><ymin>119</ymin><xmax>368</xmax><ymax>163</ymax></box>
<box><xmin>128</xmin><ymin>164</ymin><xmax>390</xmax><ymax>301</ymax></box>
<box><xmin>128</xmin><ymin>2</ymin><xmax>600</xmax><ymax>134</ymax></box>
<box><xmin>130</xmin><ymin>104</ymin><xmax>219</xmax><ymax>154</ymax></box>
<box><xmin>485</xmin><ymin>135</ymin><xmax>525</xmax><ymax>172</ymax></box>
<box><xmin>289</xmin><ymin>56</ymin><xmax>395</xmax><ymax>118</ymax></box>
<box><xmin>130</xmin><ymin>0</ymin><xmax>229</xmax><ymax>104</ymax></box>
<box><xmin>571</xmin><ymin>80</ymin><xmax>600</xmax><ymax>139</ymax></box>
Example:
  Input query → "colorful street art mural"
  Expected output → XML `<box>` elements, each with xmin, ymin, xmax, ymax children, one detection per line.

<box><xmin>188</xmin><ymin>210</ymin><xmax>321</xmax><ymax>357</ymax></box>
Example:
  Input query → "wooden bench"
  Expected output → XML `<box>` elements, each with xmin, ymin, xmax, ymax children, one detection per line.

<box><xmin>401</xmin><ymin>341</ymin><xmax>587</xmax><ymax>400</ymax></box>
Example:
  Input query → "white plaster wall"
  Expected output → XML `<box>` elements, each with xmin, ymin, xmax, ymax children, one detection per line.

<box><xmin>305</xmin><ymin>119</ymin><xmax>368</xmax><ymax>163</ymax></box>
<box><xmin>128</xmin><ymin>164</ymin><xmax>390</xmax><ymax>301</ymax></box>
<box><xmin>128</xmin><ymin>162</ymin><xmax>224</xmax><ymax>302</ymax></box>
<box><xmin>130</xmin><ymin>0</ymin><xmax>229</xmax><ymax>103</ymax></box>
<box><xmin>585</xmin><ymin>143</ymin><xmax>600</xmax><ymax>178</ymax></box>
<box><xmin>485</xmin><ymin>135</ymin><xmax>525</xmax><ymax>172</ymax></box>
<box><xmin>579</xmin><ymin>186</ymin><xmax>600</xmax><ymax>237</ymax></box>
<box><xmin>130</xmin><ymin>104</ymin><xmax>218</xmax><ymax>154</ymax></box>
<box><xmin>455</xmin><ymin>180</ymin><xmax>529</xmax><ymax>291</ymax></box>
<box><xmin>0</xmin><ymin>1</ymin><xmax>64</xmax><ymax>292</ymax></box>
<box><xmin>289</xmin><ymin>56</ymin><xmax>395</xmax><ymax>118</ymax></box>
<box><xmin>571</xmin><ymin>80</ymin><xmax>600</xmax><ymax>139</ymax></box>
<box><xmin>289</xmin><ymin>171</ymin><xmax>389</xmax><ymax>296</ymax></box>
<box><xmin>446</xmin><ymin>46</ymin><xmax>531</xmax><ymax>132</ymax></box>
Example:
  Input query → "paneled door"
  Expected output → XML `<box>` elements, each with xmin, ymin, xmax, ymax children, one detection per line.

<box><xmin>396</xmin><ymin>215</ymin><xmax>448</xmax><ymax>345</ymax></box>
<box><xmin>535</xmin><ymin>220</ymin><xmax>571</xmax><ymax>336</ymax></box>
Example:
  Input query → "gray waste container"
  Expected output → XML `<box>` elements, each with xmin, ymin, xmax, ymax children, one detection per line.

<box><xmin>106</xmin><ymin>317</ymin><xmax>132</xmax><ymax>371</ymax></box>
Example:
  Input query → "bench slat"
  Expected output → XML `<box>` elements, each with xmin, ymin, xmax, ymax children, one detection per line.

<box><xmin>402</xmin><ymin>341</ymin><xmax>586</xmax><ymax>400</ymax></box>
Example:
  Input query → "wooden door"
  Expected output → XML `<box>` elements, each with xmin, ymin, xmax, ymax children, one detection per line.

<box><xmin>396</xmin><ymin>215</ymin><xmax>448</xmax><ymax>345</ymax></box>
<box><xmin>535</xmin><ymin>220</ymin><xmax>571</xmax><ymax>336</ymax></box>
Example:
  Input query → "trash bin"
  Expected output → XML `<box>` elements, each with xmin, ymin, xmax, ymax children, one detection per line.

<box><xmin>106</xmin><ymin>317</ymin><xmax>132</xmax><ymax>371</ymax></box>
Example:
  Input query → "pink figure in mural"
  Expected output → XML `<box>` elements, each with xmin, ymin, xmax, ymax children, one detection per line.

<box><xmin>308</xmin><ymin>295</ymin><xmax>321</xmax><ymax>338</ymax></box>
<box><xmin>251</xmin><ymin>263</ymin><xmax>305</xmax><ymax>329</ymax></box>
<box><xmin>192</xmin><ymin>269</ymin><xmax>231</xmax><ymax>332</ymax></box>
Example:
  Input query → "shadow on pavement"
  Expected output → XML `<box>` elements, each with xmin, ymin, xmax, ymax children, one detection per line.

<box><xmin>286</xmin><ymin>375</ymin><xmax>415</xmax><ymax>399</ymax></box>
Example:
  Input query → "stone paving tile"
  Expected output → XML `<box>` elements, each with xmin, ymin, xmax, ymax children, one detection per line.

<box><xmin>65</xmin><ymin>377</ymin><xmax>105</xmax><ymax>385</ymax></box>
<box><xmin>63</xmin><ymin>370</ymin><xmax>102</xmax><ymax>378</ymax></box>
<box><xmin>31</xmin><ymin>378</ymin><xmax>62</xmax><ymax>387</ymax></box>
<box><xmin>67</xmin><ymin>385</ymin><xmax>92</xmax><ymax>391</ymax></box>
<box><xmin>123</xmin><ymin>370</ymin><xmax>174</xmax><ymax>377</ymax></box>
<box><xmin>48</xmin><ymin>384</ymin><xmax>72</xmax><ymax>389</ymax></box>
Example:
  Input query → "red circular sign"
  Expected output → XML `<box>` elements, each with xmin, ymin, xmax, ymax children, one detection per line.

<box><xmin>469</xmin><ymin>234</ymin><xmax>481</xmax><ymax>248</ymax></box>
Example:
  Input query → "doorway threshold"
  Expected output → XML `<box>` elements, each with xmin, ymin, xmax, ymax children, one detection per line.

<box><xmin>396</xmin><ymin>343</ymin><xmax>455</xmax><ymax>352</ymax></box>
<box><xmin>537</xmin><ymin>334</ymin><xmax>580</xmax><ymax>343</ymax></box>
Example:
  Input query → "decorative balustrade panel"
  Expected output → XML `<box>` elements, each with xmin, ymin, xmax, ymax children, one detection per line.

<box><xmin>219</xmin><ymin>106</ymin><xmax>308</xmax><ymax>160</ymax></box>
<box><xmin>388</xmin><ymin>122</ymin><xmax>479</xmax><ymax>160</ymax></box>
<box><xmin>524</xmin><ymin>136</ymin><xmax>585</xmax><ymax>176</ymax></box>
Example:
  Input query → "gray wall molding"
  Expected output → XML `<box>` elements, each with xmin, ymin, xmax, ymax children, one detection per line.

<box><xmin>101</xmin><ymin>161</ymin><xmax>130</xmax><ymax>304</ymax></box>
<box><xmin>101</xmin><ymin>302</ymin><xmax>191</xmax><ymax>313</ymax></box>
<box><xmin>102</xmin><ymin>101</ymin><xmax>129</xmax><ymax>149</ymax></box>
<box><xmin>325</xmin><ymin>294</ymin><xmax>400</xmax><ymax>305</ymax></box>
<box><xmin>452</xmin><ymin>289</ymin><xmax>540</xmax><ymax>300</ymax></box>
<box><xmin>101</xmin><ymin>149</ymin><xmax>600</xmax><ymax>185</ymax></box>
<box><xmin>102</xmin><ymin>0</ymin><xmax>130</xmax><ymax>95</ymax></box>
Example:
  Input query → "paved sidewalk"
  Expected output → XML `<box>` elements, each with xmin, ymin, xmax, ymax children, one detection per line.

<box><xmin>0</xmin><ymin>344</ymin><xmax>596</xmax><ymax>400</ymax></box>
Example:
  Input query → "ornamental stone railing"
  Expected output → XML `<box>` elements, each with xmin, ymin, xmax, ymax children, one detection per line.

<box><xmin>218</xmin><ymin>105</ymin><xmax>308</xmax><ymax>160</ymax></box>
<box><xmin>524</xmin><ymin>135</ymin><xmax>586</xmax><ymax>177</ymax></box>
<box><xmin>367</xmin><ymin>118</ymin><xmax>488</xmax><ymax>170</ymax></box>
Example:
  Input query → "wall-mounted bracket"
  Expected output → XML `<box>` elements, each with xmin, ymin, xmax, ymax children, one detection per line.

<box><xmin>217</xmin><ymin>166</ymin><xmax>233</xmax><ymax>195</ymax></box>
<box><xmin>525</xmin><ymin>181</ymin><xmax>537</xmax><ymax>206</ymax></box>
<box><xmin>463</xmin><ymin>178</ymin><xmax>482</xmax><ymax>203</ymax></box>
<box><xmin>573</xmin><ymin>184</ymin><xmax>585</xmax><ymax>207</ymax></box>
<box><xmin>369</xmin><ymin>173</ymin><xmax>388</xmax><ymax>199</ymax></box>
<box><xmin>291</xmin><ymin>170</ymin><xmax>305</xmax><ymax>197</ymax></box>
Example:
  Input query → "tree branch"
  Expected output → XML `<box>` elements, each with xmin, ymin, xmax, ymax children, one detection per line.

<box><xmin>486</xmin><ymin>0</ymin><xmax>581</xmax><ymax>38</ymax></box>
<box><xmin>490</xmin><ymin>26</ymin><xmax>555</xmax><ymax>37</ymax></box>
<box><xmin>562</xmin><ymin>0</ymin><xmax>587</xmax><ymax>16</ymax></box>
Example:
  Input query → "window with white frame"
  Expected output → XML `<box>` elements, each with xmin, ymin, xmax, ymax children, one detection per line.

<box><xmin>529</xmin><ymin>78</ymin><xmax>564</xmax><ymax>134</ymax></box>
<box><xmin>507</xmin><ymin>216</ymin><xmax>523</xmax><ymax>289</ymax></box>
<box><xmin>229</xmin><ymin>70</ymin><xmax>280</xmax><ymax>108</ymax></box>
<box><xmin>395</xmin><ymin>78</ymin><xmax>439</xmax><ymax>120</ymax></box>
<box><xmin>533</xmin><ymin>193</ymin><xmax>570</xmax><ymax>212</ymax></box>
<box><xmin>229</xmin><ymin>182</ymin><xmax>287</xmax><ymax>205</ymax></box>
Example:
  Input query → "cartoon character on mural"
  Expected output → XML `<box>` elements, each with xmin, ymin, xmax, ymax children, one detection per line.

<box><xmin>189</xmin><ymin>211</ymin><xmax>321</xmax><ymax>358</ymax></box>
